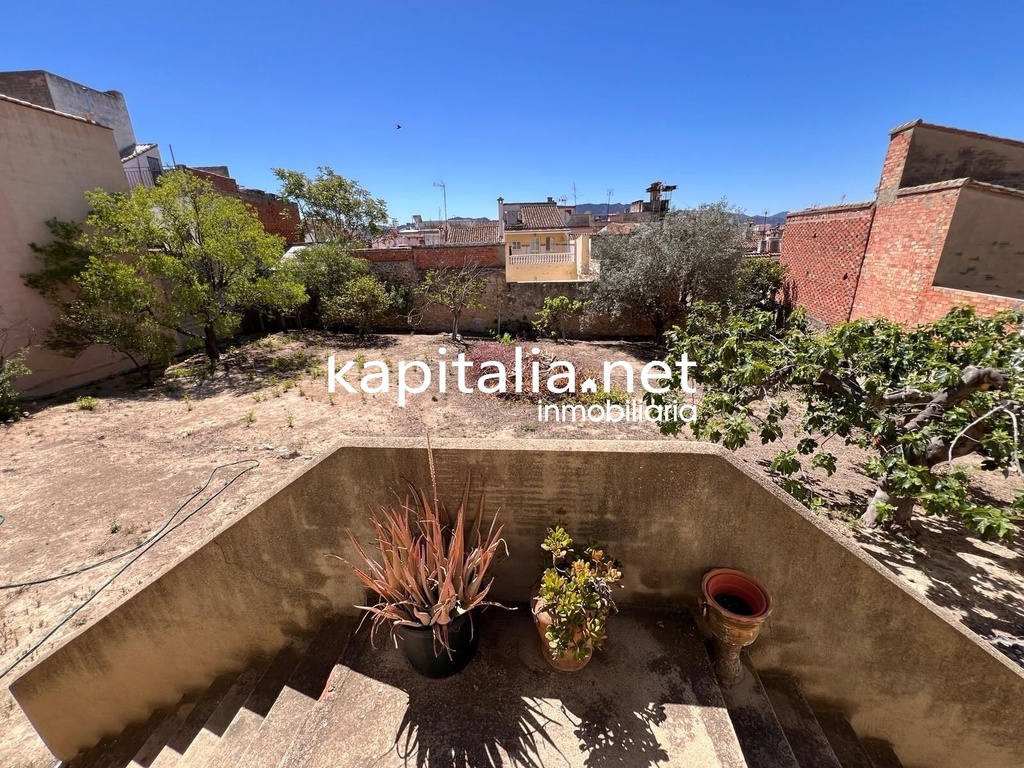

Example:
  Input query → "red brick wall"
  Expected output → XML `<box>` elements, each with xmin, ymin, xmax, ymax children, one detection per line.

<box><xmin>779</xmin><ymin>204</ymin><xmax>875</xmax><ymax>325</ymax></box>
<box><xmin>241</xmin><ymin>196</ymin><xmax>301</xmax><ymax>243</ymax></box>
<box><xmin>413</xmin><ymin>244</ymin><xmax>502</xmax><ymax>269</ymax></box>
<box><xmin>876</xmin><ymin>127</ymin><xmax>914</xmax><ymax>202</ymax></box>
<box><xmin>359</xmin><ymin>247</ymin><xmax>413</xmax><ymax>263</ymax></box>
<box><xmin>848</xmin><ymin>187</ymin><xmax>1020</xmax><ymax>323</ymax></box>
<box><xmin>184</xmin><ymin>168</ymin><xmax>301</xmax><ymax>242</ymax></box>
<box><xmin>355</xmin><ymin>244</ymin><xmax>502</xmax><ymax>267</ymax></box>
<box><xmin>187</xmin><ymin>167</ymin><xmax>240</xmax><ymax>193</ymax></box>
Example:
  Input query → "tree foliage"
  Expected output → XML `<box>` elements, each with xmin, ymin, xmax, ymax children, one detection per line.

<box><xmin>419</xmin><ymin>262</ymin><xmax>488</xmax><ymax>340</ymax></box>
<box><xmin>26</xmin><ymin>220</ymin><xmax>176</xmax><ymax>383</ymax></box>
<box><xmin>586</xmin><ymin>203</ymin><xmax>746</xmax><ymax>338</ymax></box>
<box><xmin>273</xmin><ymin>166</ymin><xmax>389</xmax><ymax>245</ymax></box>
<box><xmin>535</xmin><ymin>295</ymin><xmax>584</xmax><ymax>342</ymax></box>
<box><xmin>80</xmin><ymin>169</ymin><xmax>303</xmax><ymax>364</ymax></box>
<box><xmin>321</xmin><ymin>274</ymin><xmax>396</xmax><ymax>337</ymax></box>
<box><xmin>734</xmin><ymin>257</ymin><xmax>788</xmax><ymax>312</ymax></box>
<box><xmin>652</xmin><ymin>303</ymin><xmax>1024</xmax><ymax>540</ymax></box>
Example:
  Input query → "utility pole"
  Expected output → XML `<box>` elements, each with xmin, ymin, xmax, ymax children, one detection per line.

<box><xmin>433</xmin><ymin>181</ymin><xmax>447</xmax><ymax>224</ymax></box>
<box><xmin>606</xmin><ymin>188</ymin><xmax>614</xmax><ymax>220</ymax></box>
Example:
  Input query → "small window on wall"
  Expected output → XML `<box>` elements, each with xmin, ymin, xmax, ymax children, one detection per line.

<box><xmin>545</xmin><ymin>237</ymin><xmax>552</xmax><ymax>251</ymax></box>
<box><xmin>511</xmin><ymin>242</ymin><xmax>521</xmax><ymax>250</ymax></box>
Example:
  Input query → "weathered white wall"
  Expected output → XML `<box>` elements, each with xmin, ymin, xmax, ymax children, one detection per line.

<box><xmin>0</xmin><ymin>97</ymin><xmax>134</xmax><ymax>396</ymax></box>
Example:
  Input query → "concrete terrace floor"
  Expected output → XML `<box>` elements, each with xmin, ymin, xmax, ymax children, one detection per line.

<box><xmin>275</xmin><ymin>608</ymin><xmax>746</xmax><ymax>768</ymax></box>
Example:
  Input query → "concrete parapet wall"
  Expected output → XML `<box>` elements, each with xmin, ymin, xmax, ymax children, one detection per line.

<box><xmin>11</xmin><ymin>439</ymin><xmax>1024</xmax><ymax>766</ymax></box>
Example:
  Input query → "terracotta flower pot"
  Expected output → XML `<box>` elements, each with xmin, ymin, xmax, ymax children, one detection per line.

<box><xmin>699</xmin><ymin>567</ymin><xmax>773</xmax><ymax>686</ymax></box>
<box><xmin>530</xmin><ymin>583</ymin><xmax>593</xmax><ymax>672</ymax></box>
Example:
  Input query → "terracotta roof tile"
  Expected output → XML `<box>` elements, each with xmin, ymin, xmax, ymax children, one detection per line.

<box><xmin>442</xmin><ymin>222</ymin><xmax>499</xmax><ymax>244</ymax></box>
<box><xmin>518</xmin><ymin>203</ymin><xmax>566</xmax><ymax>229</ymax></box>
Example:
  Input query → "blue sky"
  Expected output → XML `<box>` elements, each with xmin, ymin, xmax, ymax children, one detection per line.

<box><xmin>4</xmin><ymin>2</ymin><xmax>1024</xmax><ymax>222</ymax></box>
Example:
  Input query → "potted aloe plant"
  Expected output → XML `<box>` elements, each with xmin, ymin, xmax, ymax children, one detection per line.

<box><xmin>342</xmin><ymin>451</ymin><xmax>509</xmax><ymax>678</ymax></box>
<box><xmin>531</xmin><ymin>526</ymin><xmax>623</xmax><ymax>671</ymax></box>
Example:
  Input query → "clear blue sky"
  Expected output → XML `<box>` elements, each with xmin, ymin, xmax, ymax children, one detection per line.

<box><xmin>4</xmin><ymin>2</ymin><xmax>1024</xmax><ymax>222</ymax></box>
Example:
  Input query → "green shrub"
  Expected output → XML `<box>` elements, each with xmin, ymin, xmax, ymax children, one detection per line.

<box><xmin>0</xmin><ymin>351</ymin><xmax>30</xmax><ymax>421</ymax></box>
<box><xmin>76</xmin><ymin>396</ymin><xmax>99</xmax><ymax>411</ymax></box>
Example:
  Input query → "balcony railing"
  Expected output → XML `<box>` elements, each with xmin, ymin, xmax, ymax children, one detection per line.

<box><xmin>124</xmin><ymin>167</ymin><xmax>161</xmax><ymax>189</ymax></box>
<box><xmin>508</xmin><ymin>250</ymin><xmax>575</xmax><ymax>266</ymax></box>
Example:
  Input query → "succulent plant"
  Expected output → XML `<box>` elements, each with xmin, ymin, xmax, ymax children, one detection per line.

<box><xmin>537</xmin><ymin>526</ymin><xmax>623</xmax><ymax>661</ymax></box>
<box><xmin>342</xmin><ymin>452</ymin><xmax>509</xmax><ymax>653</ymax></box>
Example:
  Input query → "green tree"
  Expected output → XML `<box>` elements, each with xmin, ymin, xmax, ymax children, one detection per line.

<box><xmin>283</xmin><ymin>243</ymin><xmax>373</xmax><ymax>324</ymax></box>
<box><xmin>653</xmin><ymin>303</ymin><xmax>1024</xmax><ymax>539</ymax></box>
<box><xmin>82</xmin><ymin>169</ymin><xmax>305</xmax><ymax>364</ymax></box>
<box><xmin>734</xmin><ymin>257</ymin><xmax>788</xmax><ymax>311</ymax></box>
<box><xmin>535</xmin><ymin>295</ymin><xmax>584</xmax><ymax>342</ymax></box>
<box><xmin>419</xmin><ymin>262</ymin><xmax>488</xmax><ymax>341</ymax></box>
<box><xmin>26</xmin><ymin>220</ymin><xmax>176</xmax><ymax>384</ymax></box>
<box><xmin>322</xmin><ymin>273</ymin><xmax>395</xmax><ymax>336</ymax></box>
<box><xmin>273</xmin><ymin>167</ymin><xmax>389</xmax><ymax>245</ymax></box>
<box><xmin>587</xmin><ymin>203</ymin><xmax>746</xmax><ymax>338</ymax></box>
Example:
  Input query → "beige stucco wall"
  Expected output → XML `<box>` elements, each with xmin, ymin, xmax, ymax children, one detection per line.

<box><xmin>505</xmin><ymin>260</ymin><xmax>581</xmax><ymax>283</ymax></box>
<box><xmin>902</xmin><ymin>124</ymin><xmax>1024</xmax><ymax>191</ymax></box>
<box><xmin>10</xmin><ymin>438</ymin><xmax>1024</xmax><ymax>767</ymax></box>
<box><xmin>0</xmin><ymin>98</ymin><xmax>133</xmax><ymax>396</ymax></box>
<box><xmin>933</xmin><ymin>185</ymin><xmax>1024</xmax><ymax>299</ymax></box>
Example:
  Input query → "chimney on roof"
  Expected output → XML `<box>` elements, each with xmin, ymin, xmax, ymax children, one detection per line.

<box><xmin>547</xmin><ymin>196</ymin><xmax>554</xmax><ymax>203</ymax></box>
<box><xmin>497</xmin><ymin>197</ymin><xmax>505</xmax><ymax>242</ymax></box>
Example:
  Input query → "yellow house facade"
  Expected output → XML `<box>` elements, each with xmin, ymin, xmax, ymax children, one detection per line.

<box><xmin>499</xmin><ymin>197</ymin><xmax>590</xmax><ymax>282</ymax></box>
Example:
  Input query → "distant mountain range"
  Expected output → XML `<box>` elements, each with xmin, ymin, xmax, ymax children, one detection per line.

<box><xmin>572</xmin><ymin>204</ymin><xmax>788</xmax><ymax>224</ymax></box>
<box><xmin>737</xmin><ymin>211</ymin><xmax>788</xmax><ymax>226</ymax></box>
<box><xmin>573</xmin><ymin>202</ymin><xmax>631</xmax><ymax>215</ymax></box>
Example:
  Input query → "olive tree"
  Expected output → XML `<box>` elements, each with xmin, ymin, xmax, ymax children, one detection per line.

<box><xmin>586</xmin><ymin>203</ymin><xmax>746</xmax><ymax>338</ymax></box>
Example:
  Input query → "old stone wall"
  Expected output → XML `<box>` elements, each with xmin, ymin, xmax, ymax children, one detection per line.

<box><xmin>368</xmin><ymin>261</ymin><xmax>651</xmax><ymax>338</ymax></box>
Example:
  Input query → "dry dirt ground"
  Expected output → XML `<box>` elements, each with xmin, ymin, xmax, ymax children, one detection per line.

<box><xmin>1</xmin><ymin>331</ymin><xmax>1022</xmax><ymax>766</ymax></box>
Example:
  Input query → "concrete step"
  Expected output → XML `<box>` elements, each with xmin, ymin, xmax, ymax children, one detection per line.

<box><xmin>815</xmin><ymin>711</ymin><xmax>876</xmax><ymax>768</ymax></box>
<box><xmin>146</xmin><ymin>673</ymin><xmax>239</xmax><ymax>767</ymax></box>
<box><xmin>860</xmin><ymin>738</ymin><xmax>904</xmax><ymax>768</ymax></box>
<box><xmin>129</xmin><ymin>693</ymin><xmax>201</xmax><ymax>767</ymax></box>
<box><xmin>284</xmin><ymin>607</ymin><xmax>749</xmax><ymax>768</ymax></box>
<box><xmin>175</xmin><ymin>656</ymin><xmax>274</xmax><ymax>766</ymax></box>
<box><xmin>189</xmin><ymin>640</ymin><xmax>307</xmax><ymax>768</ymax></box>
<box><xmin>233</xmin><ymin>616</ymin><xmax>357</xmax><ymax>768</ymax></box>
<box><xmin>759</xmin><ymin>675</ymin><xmax>842</xmax><ymax>768</ymax></box>
<box><xmin>717</xmin><ymin>653</ymin><xmax>800</xmax><ymax>768</ymax></box>
<box><xmin>89</xmin><ymin>709</ymin><xmax>174</xmax><ymax>768</ymax></box>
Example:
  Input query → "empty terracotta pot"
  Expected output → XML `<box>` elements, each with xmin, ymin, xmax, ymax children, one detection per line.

<box><xmin>700</xmin><ymin>567</ymin><xmax>773</xmax><ymax>685</ymax></box>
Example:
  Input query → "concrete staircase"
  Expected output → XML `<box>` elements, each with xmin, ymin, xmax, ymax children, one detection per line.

<box><xmin>62</xmin><ymin>609</ymin><xmax>902</xmax><ymax>768</ymax></box>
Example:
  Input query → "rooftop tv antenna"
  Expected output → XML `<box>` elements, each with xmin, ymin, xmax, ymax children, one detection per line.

<box><xmin>433</xmin><ymin>181</ymin><xmax>447</xmax><ymax>224</ymax></box>
<box><xmin>606</xmin><ymin>188</ymin><xmax>614</xmax><ymax>219</ymax></box>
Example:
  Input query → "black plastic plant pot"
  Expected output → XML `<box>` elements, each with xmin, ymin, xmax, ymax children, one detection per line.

<box><xmin>397</xmin><ymin>611</ymin><xmax>480</xmax><ymax>678</ymax></box>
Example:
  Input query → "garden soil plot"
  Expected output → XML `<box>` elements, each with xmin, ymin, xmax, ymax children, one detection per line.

<box><xmin>1</xmin><ymin>331</ymin><xmax>1022</xmax><ymax>765</ymax></box>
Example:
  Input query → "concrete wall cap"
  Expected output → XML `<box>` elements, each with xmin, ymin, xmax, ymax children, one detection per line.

<box><xmin>0</xmin><ymin>92</ymin><xmax>111</xmax><ymax>127</ymax></box>
<box><xmin>786</xmin><ymin>201</ymin><xmax>875</xmax><ymax>218</ymax></box>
